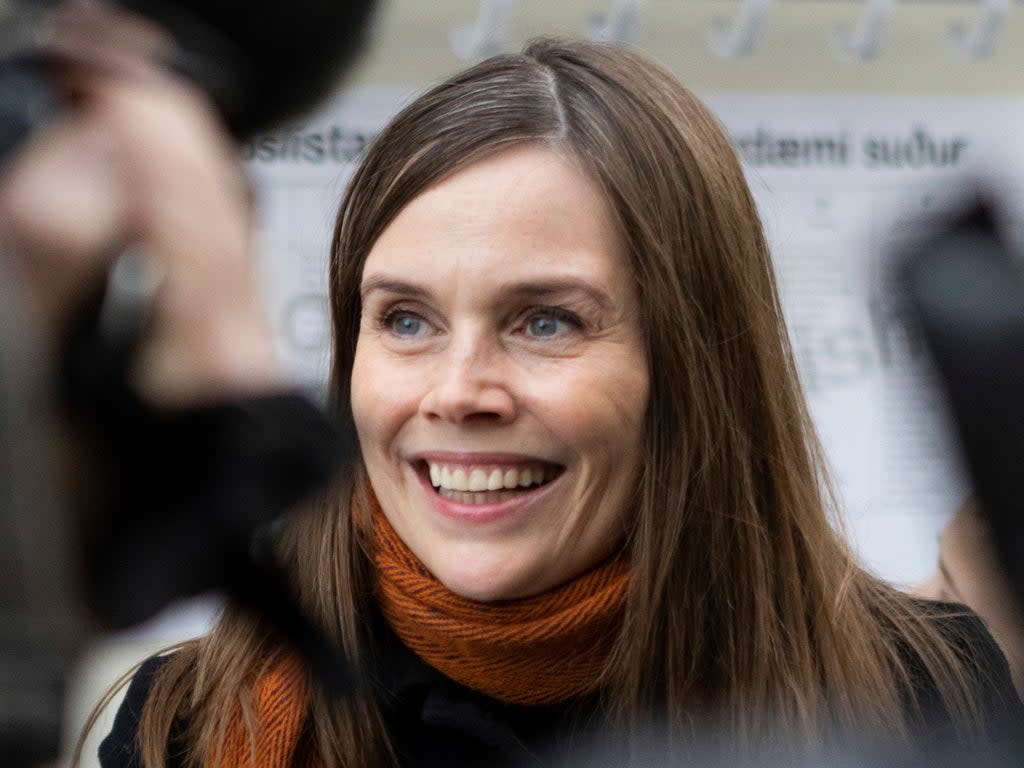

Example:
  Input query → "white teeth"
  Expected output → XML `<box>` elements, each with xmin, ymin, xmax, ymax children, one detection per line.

<box><xmin>439</xmin><ymin>488</ymin><xmax>518</xmax><ymax>504</ymax></box>
<box><xmin>468</xmin><ymin>468</ymin><xmax>488</xmax><ymax>492</ymax></box>
<box><xmin>486</xmin><ymin>469</ymin><xmax>503</xmax><ymax>491</ymax></box>
<box><xmin>425</xmin><ymin>461</ymin><xmax>556</xmax><ymax>492</ymax></box>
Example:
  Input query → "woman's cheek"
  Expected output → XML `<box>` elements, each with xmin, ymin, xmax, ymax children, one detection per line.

<box><xmin>352</xmin><ymin>347</ymin><xmax>424</xmax><ymax>438</ymax></box>
<box><xmin>350</xmin><ymin>346</ymin><xmax>388</xmax><ymax>441</ymax></box>
<box><xmin>529</xmin><ymin>361</ymin><xmax>647</xmax><ymax>446</ymax></box>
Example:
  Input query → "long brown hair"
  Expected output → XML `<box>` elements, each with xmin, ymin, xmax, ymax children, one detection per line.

<box><xmin>108</xmin><ymin>38</ymin><xmax>986</xmax><ymax>767</ymax></box>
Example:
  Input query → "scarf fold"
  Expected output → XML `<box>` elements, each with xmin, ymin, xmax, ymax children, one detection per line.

<box><xmin>372</xmin><ymin>509</ymin><xmax>630</xmax><ymax>706</ymax></box>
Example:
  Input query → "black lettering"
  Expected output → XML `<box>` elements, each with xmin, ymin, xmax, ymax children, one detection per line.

<box><xmin>303</xmin><ymin>133</ymin><xmax>325</xmax><ymax>162</ymax></box>
<box><xmin>778</xmin><ymin>139</ymin><xmax>800</xmax><ymax>166</ymax></box>
<box><xmin>863</xmin><ymin>138</ymin><xmax>880</xmax><ymax>168</ymax></box>
<box><xmin>806</xmin><ymin>137</ymin><xmax>839</xmax><ymax>165</ymax></box>
<box><xmin>735</xmin><ymin>135</ymin><xmax>755</xmax><ymax>164</ymax></box>
<box><xmin>327</xmin><ymin>126</ymin><xmax>369</xmax><ymax>163</ymax></box>
<box><xmin>732</xmin><ymin>128</ymin><xmax>850</xmax><ymax>168</ymax></box>
<box><xmin>329</xmin><ymin>126</ymin><xmax>347</xmax><ymax>162</ymax></box>
<box><xmin>256</xmin><ymin>136</ymin><xmax>279</xmax><ymax>162</ymax></box>
<box><xmin>284</xmin><ymin>128</ymin><xmax>304</xmax><ymax>161</ymax></box>
<box><xmin>862</xmin><ymin>129</ymin><xmax>970</xmax><ymax>169</ymax></box>
<box><xmin>793</xmin><ymin>323</ymin><xmax>874</xmax><ymax>393</ymax></box>
<box><xmin>946</xmin><ymin>140</ymin><xmax>962</xmax><ymax>166</ymax></box>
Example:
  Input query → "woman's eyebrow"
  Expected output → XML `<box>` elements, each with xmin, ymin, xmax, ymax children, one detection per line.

<box><xmin>500</xmin><ymin>279</ymin><xmax>613</xmax><ymax>310</ymax></box>
<box><xmin>360</xmin><ymin>275</ymin><xmax>432</xmax><ymax>301</ymax></box>
<box><xmin>361</xmin><ymin>276</ymin><xmax>615</xmax><ymax>309</ymax></box>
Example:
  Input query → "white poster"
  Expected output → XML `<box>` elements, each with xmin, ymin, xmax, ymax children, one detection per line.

<box><xmin>246</xmin><ymin>88</ymin><xmax>1024</xmax><ymax>589</ymax></box>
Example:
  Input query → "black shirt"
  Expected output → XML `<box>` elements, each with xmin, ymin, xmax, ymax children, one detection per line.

<box><xmin>99</xmin><ymin>607</ymin><xmax>1023</xmax><ymax>768</ymax></box>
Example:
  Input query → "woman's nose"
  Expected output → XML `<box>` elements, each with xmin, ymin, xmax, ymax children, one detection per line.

<box><xmin>419</xmin><ymin>337</ymin><xmax>517</xmax><ymax>425</ymax></box>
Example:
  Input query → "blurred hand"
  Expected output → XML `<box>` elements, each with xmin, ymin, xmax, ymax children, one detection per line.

<box><xmin>0</xmin><ymin>0</ymin><xmax>280</xmax><ymax>403</ymax></box>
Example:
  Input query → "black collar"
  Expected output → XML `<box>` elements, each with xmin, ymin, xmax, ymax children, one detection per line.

<box><xmin>365</xmin><ymin>605</ymin><xmax>602</xmax><ymax>766</ymax></box>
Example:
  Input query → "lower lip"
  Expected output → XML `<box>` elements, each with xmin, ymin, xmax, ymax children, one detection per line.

<box><xmin>414</xmin><ymin>467</ymin><xmax>562</xmax><ymax>525</ymax></box>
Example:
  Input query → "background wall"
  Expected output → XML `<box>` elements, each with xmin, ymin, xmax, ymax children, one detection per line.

<box><xmin>351</xmin><ymin>0</ymin><xmax>1024</xmax><ymax>93</ymax></box>
<box><xmin>64</xmin><ymin>2</ymin><xmax>1024</xmax><ymax>765</ymax></box>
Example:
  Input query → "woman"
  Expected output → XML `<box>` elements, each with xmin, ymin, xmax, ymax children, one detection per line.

<box><xmin>97</xmin><ymin>39</ymin><xmax>1020</xmax><ymax>767</ymax></box>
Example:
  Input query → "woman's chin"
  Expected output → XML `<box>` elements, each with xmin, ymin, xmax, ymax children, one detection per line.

<box><xmin>432</xmin><ymin>559</ymin><xmax>540</xmax><ymax>603</ymax></box>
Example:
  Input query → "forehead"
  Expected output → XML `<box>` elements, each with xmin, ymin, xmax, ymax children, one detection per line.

<box><xmin>362</xmin><ymin>145</ymin><xmax>630</xmax><ymax>291</ymax></box>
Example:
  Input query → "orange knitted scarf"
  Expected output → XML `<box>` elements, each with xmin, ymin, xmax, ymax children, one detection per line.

<box><xmin>208</xmin><ymin>652</ymin><xmax>309</xmax><ymax>768</ymax></box>
<box><xmin>209</xmin><ymin>501</ymin><xmax>629</xmax><ymax>767</ymax></box>
<box><xmin>372</xmin><ymin>510</ymin><xmax>630</xmax><ymax>706</ymax></box>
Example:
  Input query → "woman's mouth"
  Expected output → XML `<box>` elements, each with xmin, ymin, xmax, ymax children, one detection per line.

<box><xmin>416</xmin><ymin>460</ymin><xmax>564</xmax><ymax>505</ymax></box>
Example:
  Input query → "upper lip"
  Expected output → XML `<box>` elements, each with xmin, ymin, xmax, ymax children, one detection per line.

<box><xmin>409</xmin><ymin>451</ymin><xmax>563</xmax><ymax>467</ymax></box>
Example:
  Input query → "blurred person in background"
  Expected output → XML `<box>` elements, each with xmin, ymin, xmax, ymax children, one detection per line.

<box><xmin>0</xmin><ymin>0</ymin><xmax>376</xmax><ymax>765</ymax></box>
<box><xmin>916</xmin><ymin>498</ymin><xmax>1024</xmax><ymax>698</ymax></box>
<box><xmin>1</xmin><ymin>0</ymin><xmax>377</xmax><ymax>398</ymax></box>
<box><xmin>96</xmin><ymin>39</ymin><xmax>1022</xmax><ymax>768</ymax></box>
<box><xmin>0</xmin><ymin>3</ymin><xmax>279</xmax><ymax>402</ymax></box>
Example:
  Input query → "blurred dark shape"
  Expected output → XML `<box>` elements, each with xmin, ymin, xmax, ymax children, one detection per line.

<box><xmin>0</xmin><ymin>0</ymin><xmax>379</xmax><ymax>168</ymax></box>
<box><xmin>60</xmin><ymin>270</ymin><xmax>354</xmax><ymax>629</ymax></box>
<box><xmin>554</xmin><ymin>720</ymin><xmax>1023</xmax><ymax>768</ymax></box>
<box><xmin>66</xmin><ymin>282</ymin><xmax>362</xmax><ymax>693</ymax></box>
<box><xmin>0</xmin><ymin>2</ymin><xmax>378</xmax><ymax>764</ymax></box>
<box><xmin>114</xmin><ymin>0</ymin><xmax>378</xmax><ymax>138</ymax></box>
<box><xmin>900</xmin><ymin>199</ymin><xmax>1024</xmax><ymax>614</ymax></box>
<box><xmin>0</xmin><ymin>260</ymin><xmax>78</xmax><ymax>768</ymax></box>
<box><xmin>0</xmin><ymin>1</ymin><xmax>63</xmax><ymax>167</ymax></box>
<box><xmin>0</xmin><ymin>261</ymin><xmax>358</xmax><ymax>767</ymax></box>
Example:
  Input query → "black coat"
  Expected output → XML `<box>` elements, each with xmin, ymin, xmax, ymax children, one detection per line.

<box><xmin>99</xmin><ymin>604</ymin><xmax>1023</xmax><ymax>768</ymax></box>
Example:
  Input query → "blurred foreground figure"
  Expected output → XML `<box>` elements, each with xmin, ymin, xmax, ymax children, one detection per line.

<box><xmin>100</xmin><ymin>39</ymin><xmax>1021</xmax><ymax>768</ymax></box>
<box><xmin>917</xmin><ymin>499</ymin><xmax>1024</xmax><ymax>697</ymax></box>
<box><xmin>901</xmin><ymin>199</ymin><xmax>1024</xmax><ymax>708</ymax></box>
<box><xmin>0</xmin><ymin>1</ymin><xmax>375</xmax><ymax>765</ymax></box>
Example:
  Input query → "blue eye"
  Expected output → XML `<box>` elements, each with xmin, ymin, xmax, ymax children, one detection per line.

<box><xmin>524</xmin><ymin>309</ymin><xmax>581</xmax><ymax>339</ymax></box>
<box><xmin>385</xmin><ymin>311</ymin><xmax>425</xmax><ymax>336</ymax></box>
<box><xmin>528</xmin><ymin>315</ymin><xmax>563</xmax><ymax>337</ymax></box>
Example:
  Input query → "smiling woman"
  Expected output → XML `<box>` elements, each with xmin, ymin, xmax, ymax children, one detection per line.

<box><xmin>352</xmin><ymin>146</ymin><xmax>647</xmax><ymax>602</ymax></box>
<box><xmin>101</xmin><ymin>38</ymin><xmax>1021</xmax><ymax>768</ymax></box>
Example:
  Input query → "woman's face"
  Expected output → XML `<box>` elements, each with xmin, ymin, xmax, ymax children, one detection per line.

<box><xmin>351</xmin><ymin>145</ymin><xmax>649</xmax><ymax>602</ymax></box>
